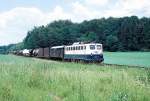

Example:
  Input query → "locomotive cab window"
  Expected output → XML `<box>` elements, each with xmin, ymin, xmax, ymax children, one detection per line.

<box><xmin>97</xmin><ymin>45</ymin><xmax>101</xmax><ymax>50</ymax></box>
<box><xmin>90</xmin><ymin>45</ymin><xmax>95</xmax><ymax>50</ymax></box>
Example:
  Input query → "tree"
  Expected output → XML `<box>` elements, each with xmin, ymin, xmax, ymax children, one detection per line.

<box><xmin>106</xmin><ymin>35</ymin><xmax>119</xmax><ymax>51</ymax></box>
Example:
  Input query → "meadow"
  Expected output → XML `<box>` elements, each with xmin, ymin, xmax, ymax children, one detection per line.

<box><xmin>104</xmin><ymin>52</ymin><xmax>150</xmax><ymax>67</ymax></box>
<box><xmin>0</xmin><ymin>54</ymin><xmax>150</xmax><ymax>101</ymax></box>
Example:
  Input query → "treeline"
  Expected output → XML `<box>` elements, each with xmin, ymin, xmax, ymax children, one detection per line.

<box><xmin>0</xmin><ymin>43</ymin><xmax>24</xmax><ymax>54</ymax></box>
<box><xmin>24</xmin><ymin>16</ymin><xmax>150</xmax><ymax>51</ymax></box>
<box><xmin>1</xmin><ymin>16</ymin><xmax>150</xmax><ymax>54</ymax></box>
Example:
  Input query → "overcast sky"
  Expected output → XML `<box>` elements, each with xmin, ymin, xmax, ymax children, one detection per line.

<box><xmin>0</xmin><ymin>0</ymin><xmax>150</xmax><ymax>45</ymax></box>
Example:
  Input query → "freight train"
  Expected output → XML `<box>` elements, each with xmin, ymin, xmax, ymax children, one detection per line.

<box><xmin>12</xmin><ymin>42</ymin><xmax>104</xmax><ymax>62</ymax></box>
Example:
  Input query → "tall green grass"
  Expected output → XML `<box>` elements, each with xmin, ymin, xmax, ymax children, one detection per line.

<box><xmin>104</xmin><ymin>52</ymin><xmax>150</xmax><ymax>67</ymax></box>
<box><xmin>0</xmin><ymin>55</ymin><xmax>150</xmax><ymax>101</ymax></box>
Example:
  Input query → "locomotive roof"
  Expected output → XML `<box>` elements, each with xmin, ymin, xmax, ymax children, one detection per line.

<box><xmin>66</xmin><ymin>43</ymin><xmax>102</xmax><ymax>47</ymax></box>
<box><xmin>51</xmin><ymin>43</ymin><xmax>102</xmax><ymax>48</ymax></box>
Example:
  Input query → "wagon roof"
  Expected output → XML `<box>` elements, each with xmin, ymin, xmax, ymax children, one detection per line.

<box><xmin>51</xmin><ymin>46</ymin><xmax>64</xmax><ymax>49</ymax></box>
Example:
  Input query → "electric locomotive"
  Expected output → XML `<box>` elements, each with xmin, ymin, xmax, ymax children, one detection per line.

<box><xmin>64</xmin><ymin>42</ymin><xmax>104</xmax><ymax>62</ymax></box>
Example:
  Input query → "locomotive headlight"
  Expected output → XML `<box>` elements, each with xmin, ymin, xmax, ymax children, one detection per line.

<box><xmin>94</xmin><ymin>51</ymin><xmax>98</xmax><ymax>54</ymax></box>
<box><xmin>91</xmin><ymin>53</ymin><xmax>93</xmax><ymax>56</ymax></box>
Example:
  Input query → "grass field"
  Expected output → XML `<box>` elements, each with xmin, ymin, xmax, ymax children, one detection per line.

<box><xmin>104</xmin><ymin>52</ymin><xmax>150</xmax><ymax>67</ymax></box>
<box><xmin>0</xmin><ymin>55</ymin><xmax>150</xmax><ymax>101</ymax></box>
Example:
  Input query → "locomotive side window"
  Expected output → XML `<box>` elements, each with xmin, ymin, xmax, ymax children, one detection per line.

<box><xmin>90</xmin><ymin>45</ymin><xmax>95</xmax><ymax>50</ymax></box>
<box><xmin>79</xmin><ymin>46</ymin><xmax>81</xmax><ymax>50</ymax></box>
<box><xmin>97</xmin><ymin>45</ymin><xmax>101</xmax><ymax>50</ymax></box>
<box><xmin>73</xmin><ymin>47</ymin><xmax>75</xmax><ymax>50</ymax></box>
<box><xmin>84</xmin><ymin>46</ymin><xmax>86</xmax><ymax>50</ymax></box>
<box><xmin>75</xmin><ymin>46</ymin><xmax>77</xmax><ymax>50</ymax></box>
<box><xmin>81</xmin><ymin>46</ymin><xmax>83</xmax><ymax>50</ymax></box>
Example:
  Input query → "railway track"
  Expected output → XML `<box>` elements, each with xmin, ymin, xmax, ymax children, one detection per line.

<box><xmin>60</xmin><ymin>59</ymin><xmax>147</xmax><ymax>68</ymax></box>
<box><xmin>12</xmin><ymin>54</ymin><xmax>148</xmax><ymax>69</ymax></box>
<box><xmin>102</xmin><ymin>63</ymin><xmax>146</xmax><ymax>68</ymax></box>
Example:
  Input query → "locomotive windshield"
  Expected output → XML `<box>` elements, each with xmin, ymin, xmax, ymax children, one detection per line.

<box><xmin>90</xmin><ymin>45</ymin><xmax>95</xmax><ymax>50</ymax></box>
<box><xmin>97</xmin><ymin>45</ymin><xmax>101</xmax><ymax>50</ymax></box>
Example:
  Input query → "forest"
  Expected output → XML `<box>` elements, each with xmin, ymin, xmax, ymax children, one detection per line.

<box><xmin>0</xmin><ymin>16</ymin><xmax>150</xmax><ymax>53</ymax></box>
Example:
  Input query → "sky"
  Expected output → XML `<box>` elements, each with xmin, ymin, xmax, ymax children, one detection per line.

<box><xmin>0</xmin><ymin>0</ymin><xmax>150</xmax><ymax>45</ymax></box>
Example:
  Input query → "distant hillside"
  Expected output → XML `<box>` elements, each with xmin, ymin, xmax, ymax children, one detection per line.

<box><xmin>0</xmin><ymin>43</ymin><xmax>24</xmax><ymax>54</ymax></box>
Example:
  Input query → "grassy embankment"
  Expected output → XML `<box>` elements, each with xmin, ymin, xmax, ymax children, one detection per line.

<box><xmin>0</xmin><ymin>54</ymin><xmax>150</xmax><ymax>101</ymax></box>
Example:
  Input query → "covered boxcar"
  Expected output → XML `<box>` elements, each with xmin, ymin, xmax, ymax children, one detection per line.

<box><xmin>44</xmin><ymin>47</ymin><xmax>50</xmax><ymax>58</ymax></box>
<box><xmin>37</xmin><ymin>48</ymin><xmax>44</xmax><ymax>58</ymax></box>
<box><xmin>50</xmin><ymin>46</ymin><xmax>64</xmax><ymax>59</ymax></box>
